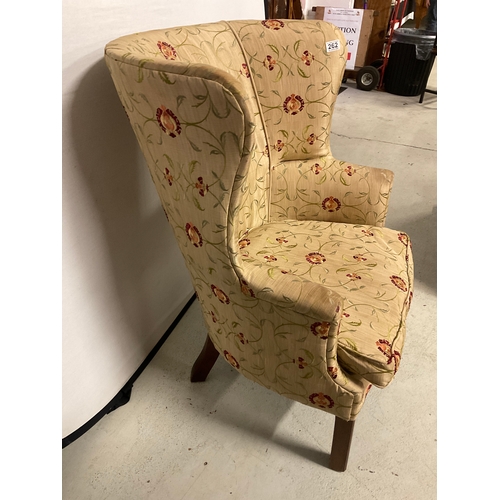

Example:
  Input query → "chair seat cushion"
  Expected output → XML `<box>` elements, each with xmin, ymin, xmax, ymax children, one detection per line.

<box><xmin>237</xmin><ymin>220</ymin><xmax>413</xmax><ymax>387</ymax></box>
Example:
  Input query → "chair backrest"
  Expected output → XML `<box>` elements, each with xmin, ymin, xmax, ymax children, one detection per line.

<box><xmin>229</xmin><ymin>20</ymin><xmax>347</xmax><ymax>164</ymax></box>
<box><xmin>104</xmin><ymin>19</ymin><xmax>347</xmax><ymax>334</ymax></box>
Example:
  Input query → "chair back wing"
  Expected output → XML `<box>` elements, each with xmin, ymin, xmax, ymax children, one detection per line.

<box><xmin>103</xmin><ymin>19</ymin><xmax>349</xmax><ymax>311</ymax></box>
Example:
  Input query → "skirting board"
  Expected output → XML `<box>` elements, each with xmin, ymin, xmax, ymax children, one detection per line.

<box><xmin>62</xmin><ymin>293</ymin><xmax>197</xmax><ymax>449</ymax></box>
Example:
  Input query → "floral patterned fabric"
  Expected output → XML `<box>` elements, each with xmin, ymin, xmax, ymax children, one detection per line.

<box><xmin>104</xmin><ymin>19</ymin><xmax>414</xmax><ymax>422</ymax></box>
<box><xmin>229</xmin><ymin>20</ymin><xmax>347</xmax><ymax>165</ymax></box>
<box><xmin>270</xmin><ymin>156</ymin><xmax>394</xmax><ymax>226</ymax></box>
<box><xmin>235</xmin><ymin>220</ymin><xmax>413</xmax><ymax>388</ymax></box>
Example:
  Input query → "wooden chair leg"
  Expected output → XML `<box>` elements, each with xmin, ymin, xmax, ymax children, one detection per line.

<box><xmin>329</xmin><ymin>416</ymin><xmax>355</xmax><ymax>472</ymax></box>
<box><xmin>190</xmin><ymin>334</ymin><xmax>220</xmax><ymax>382</ymax></box>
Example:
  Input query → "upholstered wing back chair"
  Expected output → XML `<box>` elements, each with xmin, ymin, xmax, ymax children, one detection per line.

<box><xmin>105</xmin><ymin>19</ymin><xmax>413</xmax><ymax>471</ymax></box>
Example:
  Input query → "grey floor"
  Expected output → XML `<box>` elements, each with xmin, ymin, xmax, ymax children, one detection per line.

<box><xmin>62</xmin><ymin>63</ymin><xmax>437</xmax><ymax>500</ymax></box>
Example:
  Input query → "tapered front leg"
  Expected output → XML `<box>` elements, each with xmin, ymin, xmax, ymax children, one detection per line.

<box><xmin>190</xmin><ymin>334</ymin><xmax>220</xmax><ymax>382</ymax></box>
<box><xmin>329</xmin><ymin>417</ymin><xmax>356</xmax><ymax>472</ymax></box>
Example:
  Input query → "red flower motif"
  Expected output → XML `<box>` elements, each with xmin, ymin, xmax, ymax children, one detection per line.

<box><xmin>263</xmin><ymin>145</ymin><xmax>270</xmax><ymax>157</ymax></box>
<box><xmin>236</xmin><ymin>333</ymin><xmax>248</xmax><ymax>345</ymax></box>
<box><xmin>185</xmin><ymin>223</ymin><xmax>203</xmax><ymax>248</ymax></box>
<box><xmin>261</xmin><ymin>19</ymin><xmax>285</xmax><ymax>30</ymax></box>
<box><xmin>211</xmin><ymin>284</ymin><xmax>230</xmax><ymax>304</ymax></box>
<box><xmin>398</xmin><ymin>232</ymin><xmax>409</xmax><ymax>246</ymax></box>
<box><xmin>164</xmin><ymin>168</ymin><xmax>174</xmax><ymax>186</ymax></box>
<box><xmin>209</xmin><ymin>311</ymin><xmax>218</xmax><ymax>323</ymax></box>
<box><xmin>264</xmin><ymin>255</ymin><xmax>277</xmax><ymax>262</ymax></box>
<box><xmin>283</xmin><ymin>94</ymin><xmax>305</xmax><ymax>115</ymax></box>
<box><xmin>301</xmin><ymin>50</ymin><xmax>315</xmax><ymax>66</ymax></box>
<box><xmin>311</xmin><ymin>163</ymin><xmax>322</xmax><ymax>175</ymax></box>
<box><xmin>376</xmin><ymin>339</ymin><xmax>401</xmax><ymax>374</ymax></box>
<box><xmin>239</xmin><ymin>238</ymin><xmax>251</xmax><ymax>249</ymax></box>
<box><xmin>376</xmin><ymin>339</ymin><xmax>391</xmax><ymax>355</ymax></box>
<box><xmin>276</xmin><ymin>237</ymin><xmax>288</xmax><ymax>244</ymax></box>
<box><xmin>293</xmin><ymin>357</ymin><xmax>307</xmax><ymax>369</ymax></box>
<box><xmin>390</xmin><ymin>275</ymin><xmax>408</xmax><ymax>292</ymax></box>
<box><xmin>344</xmin><ymin>165</ymin><xmax>356</xmax><ymax>176</ymax></box>
<box><xmin>273</xmin><ymin>140</ymin><xmax>285</xmax><ymax>152</ymax></box>
<box><xmin>156</xmin><ymin>106</ymin><xmax>181</xmax><ymax>137</ymax></box>
<box><xmin>327</xmin><ymin>366</ymin><xmax>338</xmax><ymax>379</ymax></box>
<box><xmin>362</xmin><ymin>229</ymin><xmax>374</xmax><ymax>237</ymax></box>
<box><xmin>195</xmin><ymin>177</ymin><xmax>209</xmax><ymax>196</ymax></box>
<box><xmin>353</xmin><ymin>254</ymin><xmax>367</xmax><ymax>262</ymax></box>
<box><xmin>407</xmin><ymin>291</ymin><xmax>413</xmax><ymax>308</ymax></box>
<box><xmin>322</xmin><ymin>196</ymin><xmax>341</xmax><ymax>212</ymax></box>
<box><xmin>311</xmin><ymin>321</ymin><xmax>330</xmax><ymax>339</ymax></box>
<box><xmin>263</xmin><ymin>55</ymin><xmax>277</xmax><ymax>70</ymax></box>
<box><xmin>157</xmin><ymin>41</ymin><xmax>177</xmax><ymax>60</ymax></box>
<box><xmin>224</xmin><ymin>350</ymin><xmax>240</xmax><ymax>369</ymax></box>
<box><xmin>240</xmin><ymin>280</ymin><xmax>255</xmax><ymax>298</ymax></box>
<box><xmin>240</xmin><ymin>63</ymin><xmax>250</xmax><ymax>78</ymax></box>
<box><xmin>309</xmin><ymin>392</ymin><xmax>334</xmax><ymax>409</ymax></box>
<box><xmin>305</xmin><ymin>252</ymin><xmax>326</xmax><ymax>265</ymax></box>
<box><xmin>307</xmin><ymin>133</ymin><xmax>317</xmax><ymax>145</ymax></box>
<box><xmin>346</xmin><ymin>273</ymin><xmax>361</xmax><ymax>280</ymax></box>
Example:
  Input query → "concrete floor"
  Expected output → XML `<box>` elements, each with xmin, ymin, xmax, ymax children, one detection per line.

<box><xmin>62</xmin><ymin>63</ymin><xmax>437</xmax><ymax>499</ymax></box>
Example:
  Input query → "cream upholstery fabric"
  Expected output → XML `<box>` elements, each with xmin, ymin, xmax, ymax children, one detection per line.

<box><xmin>105</xmin><ymin>19</ymin><xmax>413</xmax><ymax>421</ymax></box>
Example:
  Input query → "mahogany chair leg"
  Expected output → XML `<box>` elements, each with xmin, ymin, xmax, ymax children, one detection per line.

<box><xmin>329</xmin><ymin>416</ymin><xmax>356</xmax><ymax>472</ymax></box>
<box><xmin>190</xmin><ymin>334</ymin><xmax>220</xmax><ymax>382</ymax></box>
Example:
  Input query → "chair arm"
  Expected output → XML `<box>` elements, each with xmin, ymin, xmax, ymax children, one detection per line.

<box><xmin>230</xmin><ymin>255</ymin><xmax>370</xmax><ymax>420</ymax></box>
<box><xmin>270</xmin><ymin>155</ymin><xmax>394</xmax><ymax>227</ymax></box>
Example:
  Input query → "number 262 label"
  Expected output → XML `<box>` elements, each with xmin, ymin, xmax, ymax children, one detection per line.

<box><xmin>326</xmin><ymin>40</ymin><xmax>340</xmax><ymax>52</ymax></box>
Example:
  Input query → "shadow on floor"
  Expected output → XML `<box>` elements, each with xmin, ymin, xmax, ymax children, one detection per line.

<box><xmin>152</xmin><ymin>325</ymin><xmax>333</xmax><ymax>467</ymax></box>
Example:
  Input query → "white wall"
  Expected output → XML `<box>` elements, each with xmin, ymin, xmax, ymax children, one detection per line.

<box><xmin>62</xmin><ymin>0</ymin><xmax>265</xmax><ymax>439</ymax></box>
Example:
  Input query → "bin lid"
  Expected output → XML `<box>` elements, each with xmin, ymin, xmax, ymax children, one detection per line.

<box><xmin>393</xmin><ymin>28</ymin><xmax>436</xmax><ymax>44</ymax></box>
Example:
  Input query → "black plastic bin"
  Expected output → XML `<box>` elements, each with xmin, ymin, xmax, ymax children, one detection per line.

<box><xmin>384</xmin><ymin>28</ymin><xmax>436</xmax><ymax>97</ymax></box>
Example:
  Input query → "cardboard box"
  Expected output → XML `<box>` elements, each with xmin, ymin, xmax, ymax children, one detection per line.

<box><xmin>315</xmin><ymin>7</ymin><xmax>374</xmax><ymax>70</ymax></box>
<box><xmin>311</xmin><ymin>0</ymin><xmax>354</xmax><ymax>7</ymax></box>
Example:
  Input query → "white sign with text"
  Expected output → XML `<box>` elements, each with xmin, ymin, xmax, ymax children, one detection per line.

<box><xmin>322</xmin><ymin>8</ymin><xmax>364</xmax><ymax>70</ymax></box>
